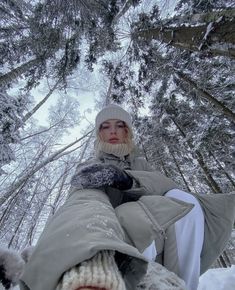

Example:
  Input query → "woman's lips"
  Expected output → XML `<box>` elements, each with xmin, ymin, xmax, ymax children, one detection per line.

<box><xmin>109</xmin><ymin>138</ymin><xmax>119</xmax><ymax>143</ymax></box>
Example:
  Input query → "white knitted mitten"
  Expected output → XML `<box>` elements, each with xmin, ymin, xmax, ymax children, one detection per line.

<box><xmin>56</xmin><ymin>251</ymin><xmax>126</xmax><ymax>290</ymax></box>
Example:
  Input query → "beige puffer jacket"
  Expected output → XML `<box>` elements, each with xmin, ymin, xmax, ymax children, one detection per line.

<box><xmin>19</xmin><ymin>151</ymin><xmax>235</xmax><ymax>290</ymax></box>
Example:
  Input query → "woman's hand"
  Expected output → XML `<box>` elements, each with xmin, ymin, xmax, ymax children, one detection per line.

<box><xmin>71</xmin><ymin>163</ymin><xmax>133</xmax><ymax>190</ymax></box>
<box><xmin>0</xmin><ymin>247</ymin><xmax>25</xmax><ymax>290</ymax></box>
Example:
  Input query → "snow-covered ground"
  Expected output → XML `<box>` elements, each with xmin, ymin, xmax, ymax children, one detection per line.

<box><xmin>198</xmin><ymin>265</ymin><xmax>235</xmax><ymax>290</ymax></box>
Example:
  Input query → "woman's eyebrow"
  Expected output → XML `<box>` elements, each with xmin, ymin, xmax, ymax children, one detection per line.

<box><xmin>101</xmin><ymin>120</ymin><xmax>124</xmax><ymax>126</ymax></box>
<box><xmin>116</xmin><ymin>121</ymin><xmax>125</xmax><ymax>126</ymax></box>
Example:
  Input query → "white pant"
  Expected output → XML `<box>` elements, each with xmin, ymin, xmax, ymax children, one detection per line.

<box><xmin>142</xmin><ymin>189</ymin><xmax>204</xmax><ymax>290</ymax></box>
<box><xmin>142</xmin><ymin>240</ymin><xmax>157</xmax><ymax>261</ymax></box>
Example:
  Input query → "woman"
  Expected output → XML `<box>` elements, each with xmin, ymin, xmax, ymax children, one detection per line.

<box><xmin>19</xmin><ymin>104</ymin><xmax>235</xmax><ymax>290</ymax></box>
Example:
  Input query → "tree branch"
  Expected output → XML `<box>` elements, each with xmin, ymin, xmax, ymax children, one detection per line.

<box><xmin>132</xmin><ymin>16</ymin><xmax>235</xmax><ymax>58</ymax></box>
<box><xmin>22</xmin><ymin>78</ymin><xmax>61</xmax><ymax>123</ymax></box>
<box><xmin>175</xmin><ymin>70</ymin><xmax>235</xmax><ymax>123</ymax></box>
<box><xmin>0</xmin><ymin>130</ymin><xmax>93</xmax><ymax>205</ymax></box>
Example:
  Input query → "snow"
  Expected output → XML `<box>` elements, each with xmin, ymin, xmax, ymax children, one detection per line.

<box><xmin>198</xmin><ymin>266</ymin><xmax>235</xmax><ymax>290</ymax></box>
<box><xmin>137</xmin><ymin>261</ymin><xmax>186</xmax><ymax>289</ymax></box>
<box><xmin>198</xmin><ymin>22</ymin><xmax>214</xmax><ymax>50</ymax></box>
<box><xmin>202</xmin><ymin>22</ymin><xmax>214</xmax><ymax>41</ymax></box>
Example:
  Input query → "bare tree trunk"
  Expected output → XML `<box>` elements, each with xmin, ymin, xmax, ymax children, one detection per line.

<box><xmin>47</xmin><ymin>163</ymin><xmax>74</xmax><ymax>218</ymax></box>
<box><xmin>0</xmin><ymin>197</ymin><xmax>17</xmax><ymax>230</ymax></box>
<box><xmin>23</xmin><ymin>172</ymin><xmax>66</xmax><ymax>246</ymax></box>
<box><xmin>77</xmin><ymin>131</ymin><xmax>94</xmax><ymax>163</ymax></box>
<box><xmin>7</xmin><ymin>175</ymin><xmax>41</xmax><ymax>248</ymax></box>
<box><xmin>21</xmin><ymin>114</ymin><xmax>85</xmax><ymax>141</ymax></box>
<box><xmin>170</xmin><ymin>116</ymin><xmax>222</xmax><ymax>193</ymax></box>
<box><xmin>170</xmin><ymin>150</ymin><xmax>191</xmax><ymax>192</ymax></box>
<box><xmin>0</xmin><ymin>130</ymin><xmax>93</xmax><ymax>205</ymax></box>
<box><xmin>188</xmin><ymin>179</ymin><xmax>200</xmax><ymax>195</ymax></box>
<box><xmin>168</xmin><ymin>9</ymin><xmax>235</xmax><ymax>26</ymax></box>
<box><xmin>105</xmin><ymin>76</ymin><xmax>114</xmax><ymax>106</ymax></box>
<box><xmin>141</xmin><ymin>144</ymin><xmax>151</xmax><ymax>163</ymax></box>
<box><xmin>218</xmin><ymin>255</ymin><xmax>227</xmax><ymax>268</ymax></box>
<box><xmin>175</xmin><ymin>70</ymin><xmax>235</xmax><ymax>123</ymax></box>
<box><xmin>209</xmin><ymin>150</ymin><xmax>235</xmax><ymax>188</ymax></box>
<box><xmin>195</xmin><ymin>150</ymin><xmax>222</xmax><ymax>193</ymax></box>
<box><xmin>20</xmin><ymin>133</ymin><xmax>94</xmax><ymax>247</ymax></box>
<box><xmin>0</xmin><ymin>58</ymin><xmax>39</xmax><ymax>87</ymax></box>
<box><xmin>217</xmin><ymin>250</ymin><xmax>231</xmax><ymax>268</ymax></box>
<box><xmin>112</xmin><ymin>0</ymin><xmax>137</xmax><ymax>25</ymax></box>
<box><xmin>22</xmin><ymin>78</ymin><xmax>61</xmax><ymax>123</ymax></box>
<box><xmin>222</xmin><ymin>250</ymin><xmax>232</xmax><ymax>267</ymax></box>
<box><xmin>0</xmin><ymin>177</ymin><xmax>30</xmax><ymax>228</ymax></box>
<box><xmin>159</xmin><ymin>160</ymin><xmax>170</xmax><ymax>177</ymax></box>
<box><xmin>132</xmin><ymin>15</ymin><xmax>235</xmax><ymax>58</ymax></box>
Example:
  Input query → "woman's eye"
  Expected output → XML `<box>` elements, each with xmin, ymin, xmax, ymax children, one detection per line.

<box><xmin>117</xmin><ymin>124</ymin><xmax>125</xmax><ymax>128</ymax></box>
<box><xmin>102</xmin><ymin>126</ymin><xmax>109</xmax><ymax>130</ymax></box>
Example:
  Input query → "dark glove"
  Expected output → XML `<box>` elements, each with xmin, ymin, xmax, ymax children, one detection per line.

<box><xmin>0</xmin><ymin>247</ymin><xmax>24</xmax><ymax>290</ymax></box>
<box><xmin>0</xmin><ymin>265</ymin><xmax>11</xmax><ymax>289</ymax></box>
<box><xmin>71</xmin><ymin>163</ymin><xmax>133</xmax><ymax>190</ymax></box>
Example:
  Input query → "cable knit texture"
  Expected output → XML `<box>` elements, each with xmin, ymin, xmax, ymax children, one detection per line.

<box><xmin>95</xmin><ymin>140</ymin><xmax>134</xmax><ymax>158</ymax></box>
<box><xmin>56</xmin><ymin>251</ymin><xmax>126</xmax><ymax>290</ymax></box>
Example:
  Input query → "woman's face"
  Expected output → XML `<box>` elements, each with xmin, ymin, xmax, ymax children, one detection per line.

<box><xmin>99</xmin><ymin>119</ymin><xmax>128</xmax><ymax>144</ymax></box>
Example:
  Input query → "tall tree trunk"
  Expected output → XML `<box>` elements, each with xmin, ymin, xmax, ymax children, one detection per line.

<box><xmin>217</xmin><ymin>250</ymin><xmax>231</xmax><ymax>268</ymax></box>
<box><xmin>0</xmin><ymin>177</ymin><xmax>30</xmax><ymax>228</ymax></box>
<box><xmin>112</xmin><ymin>0</ymin><xmax>138</xmax><ymax>25</ymax></box>
<box><xmin>170</xmin><ymin>116</ymin><xmax>222</xmax><ymax>193</ymax></box>
<box><xmin>159</xmin><ymin>159</ymin><xmax>170</xmax><ymax>177</ymax></box>
<box><xmin>218</xmin><ymin>255</ymin><xmax>227</xmax><ymax>268</ymax></box>
<box><xmin>209</xmin><ymin>150</ymin><xmax>235</xmax><ymax>188</ymax></box>
<box><xmin>22</xmin><ymin>78</ymin><xmax>61</xmax><ymax>123</ymax></box>
<box><xmin>169</xmin><ymin>9</ymin><xmax>235</xmax><ymax>26</ymax></box>
<box><xmin>7</xmin><ymin>175</ymin><xmax>42</xmax><ymax>248</ymax></box>
<box><xmin>175</xmin><ymin>70</ymin><xmax>235</xmax><ymax>123</ymax></box>
<box><xmin>188</xmin><ymin>179</ymin><xmax>200</xmax><ymax>195</ymax></box>
<box><xmin>170</xmin><ymin>150</ymin><xmax>191</xmax><ymax>192</ymax></box>
<box><xmin>76</xmin><ymin>131</ymin><xmax>94</xmax><ymax>163</ymax></box>
<box><xmin>48</xmin><ymin>164</ymin><xmax>72</xmax><ymax>218</ymax></box>
<box><xmin>0</xmin><ymin>130</ymin><xmax>92</xmax><ymax>205</ymax></box>
<box><xmin>195</xmin><ymin>150</ymin><xmax>222</xmax><ymax>193</ymax></box>
<box><xmin>141</xmin><ymin>143</ymin><xmax>150</xmax><ymax>163</ymax></box>
<box><xmin>132</xmin><ymin>14</ymin><xmax>235</xmax><ymax>58</ymax></box>
<box><xmin>23</xmin><ymin>172</ymin><xmax>66</xmax><ymax>247</ymax></box>
<box><xmin>0</xmin><ymin>58</ymin><xmax>39</xmax><ymax>87</ymax></box>
<box><xmin>0</xmin><ymin>197</ymin><xmax>17</xmax><ymax>230</ymax></box>
<box><xmin>221</xmin><ymin>250</ymin><xmax>232</xmax><ymax>267</ymax></box>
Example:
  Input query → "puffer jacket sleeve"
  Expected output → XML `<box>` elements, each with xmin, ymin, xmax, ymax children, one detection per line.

<box><xmin>124</xmin><ymin>158</ymin><xmax>180</xmax><ymax>196</ymax></box>
<box><xmin>194</xmin><ymin>192</ymin><xmax>235</xmax><ymax>274</ymax></box>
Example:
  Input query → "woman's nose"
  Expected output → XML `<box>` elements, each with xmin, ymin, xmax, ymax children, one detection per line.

<box><xmin>110</xmin><ymin>126</ymin><xmax>117</xmax><ymax>134</ymax></box>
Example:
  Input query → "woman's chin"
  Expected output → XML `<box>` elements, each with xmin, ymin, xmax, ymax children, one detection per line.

<box><xmin>108</xmin><ymin>141</ymin><xmax>120</xmax><ymax>144</ymax></box>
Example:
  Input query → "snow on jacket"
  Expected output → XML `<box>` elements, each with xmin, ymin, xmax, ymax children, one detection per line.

<box><xmin>19</xmin><ymin>151</ymin><xmax>235</xmax><ymax>290</ymax></box>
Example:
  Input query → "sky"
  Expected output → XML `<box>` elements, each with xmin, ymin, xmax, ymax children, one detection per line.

<box><xmin>33</xmin><ymin>87</ymin><xmax>98</xmax><ymax>143</ymax></box>
<box><xmin>30</xmin><ymin>73</ymin><xmax>151</xmax><ymax>148</ymax></box>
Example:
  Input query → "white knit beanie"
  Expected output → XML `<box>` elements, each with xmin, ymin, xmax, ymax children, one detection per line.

<box><xmin>95</xmin><ymin>104</ymin><xmax>133</xmax><ymax>136</ymax></box>
<box><xmin>56</xmin><ymin>251</ymin><xmax>126</xmax><ymax>290</ymax></box>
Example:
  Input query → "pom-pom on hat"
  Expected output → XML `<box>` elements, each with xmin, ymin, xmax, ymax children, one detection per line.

<box><xmin>95</xmin><ymin>104</ymin><xmax>133</xmax><ymax>136</ymax></box>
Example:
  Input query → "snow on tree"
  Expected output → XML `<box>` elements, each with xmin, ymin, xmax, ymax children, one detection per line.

<box><xmin>0</xmin><ymin>90</ymin><xmax>27</xmax><ymax>172</ymax></box>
